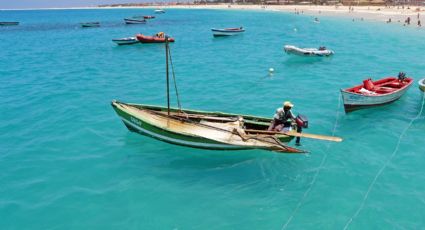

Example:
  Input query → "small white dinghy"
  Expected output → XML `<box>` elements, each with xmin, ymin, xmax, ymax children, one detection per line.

<box><xmin>112</xmin><ymin>37</ymin><xmax>139</xmax><ymax>45</ymax></box>
<box><xmin>211</xmin><ymin>27</ymin><xmax>245</xmax><ymax>36</ymax></box>
<box><xmin>283</xmin><ymin>45</ymin><xmax>334</xmax><ymax>57</ymax></box>
<box><xmin>419</xmin><ymin>78</ymin><xmax>425</xmax><ymax>92</ymax></box>
<box><xmin>154</xmin><ymin>9</ymin><xmax>165</xmax><ymax>14</ymax></box>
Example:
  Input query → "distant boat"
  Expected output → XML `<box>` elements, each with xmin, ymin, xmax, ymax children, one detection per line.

<box><xmin>419</xmin><ymin>78</ymin><xmax>425</xmax><ymax>92</ymax></box>
<box><xmin>143</xmin><ymin>15</ymin><xmax>156</xmax><ymax>19</ymax></box>
<box><xmin>124</xmin><ymin>18</ymin><xmax>146</xmax><ymax>24</ymax></box>
<box><xmin>0</xmin><ymin>22</ymin><xmax>19</xmax><ymax>26</ymax></box>
<box><xmin>283</xmin><ymin>45</ymin><xmax>334</xmax><ymax>57</ymax></box>
<box><xmin>341</xmin><ymin>73</ymin><xmax>413</xmax><ymax>112</ymax></box>
<box><xmin>80</xmin><ymin>22</ymin><xmax>100</xmax><ymax>28</ymax></box>
<box><xmin>112</xmin><ymin>37</ymin><xmax>139</xmax><ymax>45</ymax></box>
<box><xmin>154</xmin><ymin>9</ymin><xmax>165</xmax><ymax>14</ymax></box>
<box><xmin>211</xmin><ymin>27</ymin><xmax>245</xmax><ymax>36</ymax></box>
<box><xmin>136</xmin><ymin>34</ymin><xmax>175</xmax><ymax>43</ymax></box>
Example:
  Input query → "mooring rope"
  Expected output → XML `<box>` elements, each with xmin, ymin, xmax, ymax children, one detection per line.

<box><xmin>343</xmin><ymin>93</ymin><xmax>425</xmax><ymax>230</ymax></box>
<box><xmin>167</xmin><ymin>47</ymin><xmax>182</xmax><ymax>111</ymax></box>
<box><xmin>281</xmin><ymin>95</ymin><xmax>342</xmax><ymax>230</ymax></box>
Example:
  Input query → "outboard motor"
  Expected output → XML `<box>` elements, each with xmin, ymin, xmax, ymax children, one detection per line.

<box><xmin>295</xmin><ymin>114</ymin><xmax>308</xmax><ymax>129</ymax></box>
<box><xmin>398</xmin><ymin>72</ymin><xmax>406</xmax><ymax>82</ymax></box>
<box><xmin>295</xmin><ymin>114</ymin><xmax>308</xmax><ymax>145</ymax></box>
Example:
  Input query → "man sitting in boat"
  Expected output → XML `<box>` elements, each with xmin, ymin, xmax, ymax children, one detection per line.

<box><xmin>268</xmin><ymin>101</ymin><xmax>296</xmax><ymax>132</ymax></box>
<box><xmin>156</xmin><ymin>32</ymin><xmax>165</xmax><ymax>38</ymax></box>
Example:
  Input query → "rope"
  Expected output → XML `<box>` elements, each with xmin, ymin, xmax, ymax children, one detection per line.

<box><xmin>281</xmin><ymin>94</ymin><xmax>342</xmax><ymax>230</ymax></box>
<box><xmin>343</xmin><ymin>93</ymin><xmax>425</xmax><ymax>229</ymax></box>
<box><xmin>167</xmin><ymin>47</ymin><xmax>182</xmax><ymax>111</ymax></box>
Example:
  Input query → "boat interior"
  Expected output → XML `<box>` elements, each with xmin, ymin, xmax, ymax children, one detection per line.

<box><xmin>347</xmin><ymin>77</ymin><xmax>413</xmax><ymax>95</ymax></box>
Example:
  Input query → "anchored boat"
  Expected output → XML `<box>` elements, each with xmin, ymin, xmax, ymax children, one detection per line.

<box><xmin>143</xmin><ymin>15</ymin><xmax>156</xmax><ymax>19</ymax></box>
<box><xmin>419</xmin><ymin>78</ymin><xmax>425</xmax><ymax>92</ymax></box>
<box><xmin>136</xmin><ymin>34</ymin><xmax>175</xmax><ymax>43</ymax></box>
<box><xmin>341</xmin><ymin>73</ymin><xmax>413</xmax><ymax>112</ymax></box>
<box><xmin>0</xmin><ymin>22</ymin><xmax>19</xmax><ymax>26</ymax></box>
<box><xmin>112</xmin><ymin>37</ymin><xmax>139</xmax><ymax>45</ymax></box>
<box><xmin>154</xmin><ymin>9</ymin><xmax>165</xmax><ymax>14</ymax></box>
<box><xmin>80</xmin><ymin>22</ymin><xmax>100</xmax><ymax>28</ymax></box>
<box><xmin>211</xmin><ymin>27</ymin><xmax>245</xmax><ymax>36</ymax></box>
<box><xmin>111</xmin><ymin>38</ymin><xmax>342</xmax><ymax>154</ymax></box>
<box><xmin>284</xmin><ymin>45</ymin><xmax>334</xmax><ymax>57</ymax></box>
<box><xmin>124</xmin><ymin>18</ymin><xmax>146</xmax><ymax>24</ymax></box>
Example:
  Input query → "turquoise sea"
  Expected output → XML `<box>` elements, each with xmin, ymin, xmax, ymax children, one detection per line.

<box><xmin>1</xmin><ymin>8</ymin><xmax>425</xmax><ymax>229</ymax></box>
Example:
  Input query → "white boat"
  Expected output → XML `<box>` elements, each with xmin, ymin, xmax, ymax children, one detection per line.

<box><xmin>154</xmin><ymin>9</ymin><xmax>165</xmax><ymax>14</ymax></box>
<box><xmin>283</xmin><ymin>45</ymin><xmax>334</xmax><ymax>57</ymax></box>
<box><xmin>340</xmin><ymin>75</ymin><xmax>413</xmax><ymax>112</ymax></box>
<box><xmin>124</xmin><ymin>18</ymin><xmax>146</xmax><ymax>24</ymax></box>
<box><xmin>211</xmin><ymin>27</ymin><xmax>245</xmax><ymax>36</ymax></box>
<box><xmin>419</xmin><ymin>78</ymin><xmax>425</xmax><ymax>92</ymax></box>
<box><xmin>112</xmin><ymin>37</ymin><xmax>139</xmax><ymax>45</ymax></box>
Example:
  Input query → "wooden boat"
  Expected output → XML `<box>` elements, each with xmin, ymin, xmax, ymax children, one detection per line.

<box><xmin>154</xmin><ymin>9</ymin><xmax>165</xmax><ymax>14</ymax></box>
<box><xmin>0</xmin><ymin>22</ymin><xmax>19</xmax><ymax>26</ymax></box>
<box><xmin>341</xmin><ymin>74</ymin><xmax>413</xmax><ymax>112</ymax></box>
<box><xmin>136</xmin><ymin>34</ymin><xmax>175</xmax><ymax>43</ymax></box>
<box><xmin>80</xmin><ymin>22</ymin><xmax>100</xmax><ymax>28</ymax></box>
<box><xmin>284</xmin><ymin>45</ymin><xmax>334</xmax><ymax>57</ymax></box>
<box><xmin>112</xmin><ymin>37</ymin><xmax>139</xmax><ymax>45</ymax></box>
<box><xmin>419</xmin><ymin>78</ymin><xmax>425</xmax><ymax>92</ymax></box>
<box><xmin>211</xmin><ymin>27</ymin><xmax>245</xmax><ymax>36</ymax></box>
<box><xmin>124</xmin><ymin>18</ymin><xmax>146</xmax><ymax>24</ymax></box>
<box><xmin>111</xmin><ymin>38</ymin><xmax>342</xmax><ymax>154</ymax></box>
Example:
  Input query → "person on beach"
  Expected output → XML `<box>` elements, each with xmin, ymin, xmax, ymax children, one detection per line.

<box><xmin>268</xmin><ymin>101</ymin><xmax>295</xmax><ymax>132</ymax></box>
<box><xmin>418</xmin><ymin>20</ymin><xmax>422</xmax><ymax>27</ymax></box>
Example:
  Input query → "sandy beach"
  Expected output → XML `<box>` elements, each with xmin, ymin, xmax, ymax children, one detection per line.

<box><xmin>111</xmin><ymin>4</ymin><xmax>425</xmax><ymax>27</ymax></box>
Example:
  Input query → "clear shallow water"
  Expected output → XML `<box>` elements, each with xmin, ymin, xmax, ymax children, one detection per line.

<box><xmin>1</xmin><ymin>8</ymin><xmax>425</xmax><ymax>229</ymax></box>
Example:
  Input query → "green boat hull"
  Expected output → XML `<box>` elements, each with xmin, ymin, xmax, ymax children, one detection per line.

<box><xmin>111</xmin><ymin>100</ymin><xmax>295</xmax><ymax>151</ymax></box>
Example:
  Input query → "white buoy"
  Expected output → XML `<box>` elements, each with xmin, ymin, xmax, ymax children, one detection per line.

<box><xmin>269</xmin><ymin>68</ymin><xmax>274</xmax><ymax>73</ymax></box>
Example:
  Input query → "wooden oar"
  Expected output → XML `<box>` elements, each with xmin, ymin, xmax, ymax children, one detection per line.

<box><xmin>245</xmin><ymin>129</ymin><xmax>343</xmax><ymax>142</ymax></box>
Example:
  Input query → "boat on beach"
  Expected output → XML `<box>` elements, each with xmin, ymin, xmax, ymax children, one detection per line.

<box><xmin>419</xmin><ymin>78</ymin><xmax>425</xmax><ymax>92</ymax></box>
<box><xmin>111</xmin><ymin>38</ymin><xmax>342</xmax><ymax>154</ymax></box>
<box><xmin>136</xmin><ymin>34</ymin><xmax>175</xmax><ymax>43</ymax></box>
<box><xmin>211</xmin><ymin>27</ymin><xmax>245</xmax><ymax>36</ymax></box>
<box><xmin>112</xmin><ymin>37</ymin><xmax>139</xmax><ymax>45</ymax></box>
<box><xmin>283</xmin><ymin>45</ymin><xmax>334</xmax><ymax>57</ymax></box>
<box><xmin>341</xmin><ymin>73</ymin><xmax>413</xmax><ymax>112</ymax></box>
<box><xmin>124</xmin><ymin>18</ymin><xmax>146</xmax><ymax>24</ymax></box>
<box><xmin>80</xmin><ymin>22</ymin><xmax>100</xmax><ymax>28</ymax></box>
<box><xmin>0</xmin><ymin>22</ymin><xmax>19</xmax><ymax>26</ymax></box>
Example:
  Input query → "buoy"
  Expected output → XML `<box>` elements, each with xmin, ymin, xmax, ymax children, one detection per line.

<box><xmin>269</xmin><ymin>68</ymin><xmax>274</xmax><ymax>73</ymax></box>
<box><xmin>419</xmin><ymin>78</ymin><xmax>425</xmax><ymax>92</ymax></box>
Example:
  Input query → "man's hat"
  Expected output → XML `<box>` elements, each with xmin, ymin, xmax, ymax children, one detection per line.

<box><xmin>283</xmin><ymin>101</ymin><xmax>294</xmax><ymax>108</ymax></box>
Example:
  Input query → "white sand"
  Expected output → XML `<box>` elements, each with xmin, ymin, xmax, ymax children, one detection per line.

<box><xmin>150</xmin><ymin>4</ymin><xmax>425</xmax><ymax>27</ymax></box>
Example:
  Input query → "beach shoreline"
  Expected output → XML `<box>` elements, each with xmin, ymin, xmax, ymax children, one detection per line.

<box><xmin>2</xmin><ymin>4</ymin><xmax>424</xmax><ymax>27</ymax></box>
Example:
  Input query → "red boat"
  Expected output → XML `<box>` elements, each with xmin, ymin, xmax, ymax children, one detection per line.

<box><xmin>143</xmin><ymin>15</ymin><xmax>155</xmax><ymax>19</ymax></box>
<box><xmin>340</xmin><ymin>73</ymin><xmax>413</xmax><ymax>112</ymax></box>
<box><xmin>136</xmin><ymin>34</ymin><xmax>175</xmax><ymax>43</ymax></box>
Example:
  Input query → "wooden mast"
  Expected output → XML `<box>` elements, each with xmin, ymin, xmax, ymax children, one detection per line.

<box><xmin>165</xmin><ymin>36</ymin><xmax>170</xmax><ymax>116</ymax></box>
